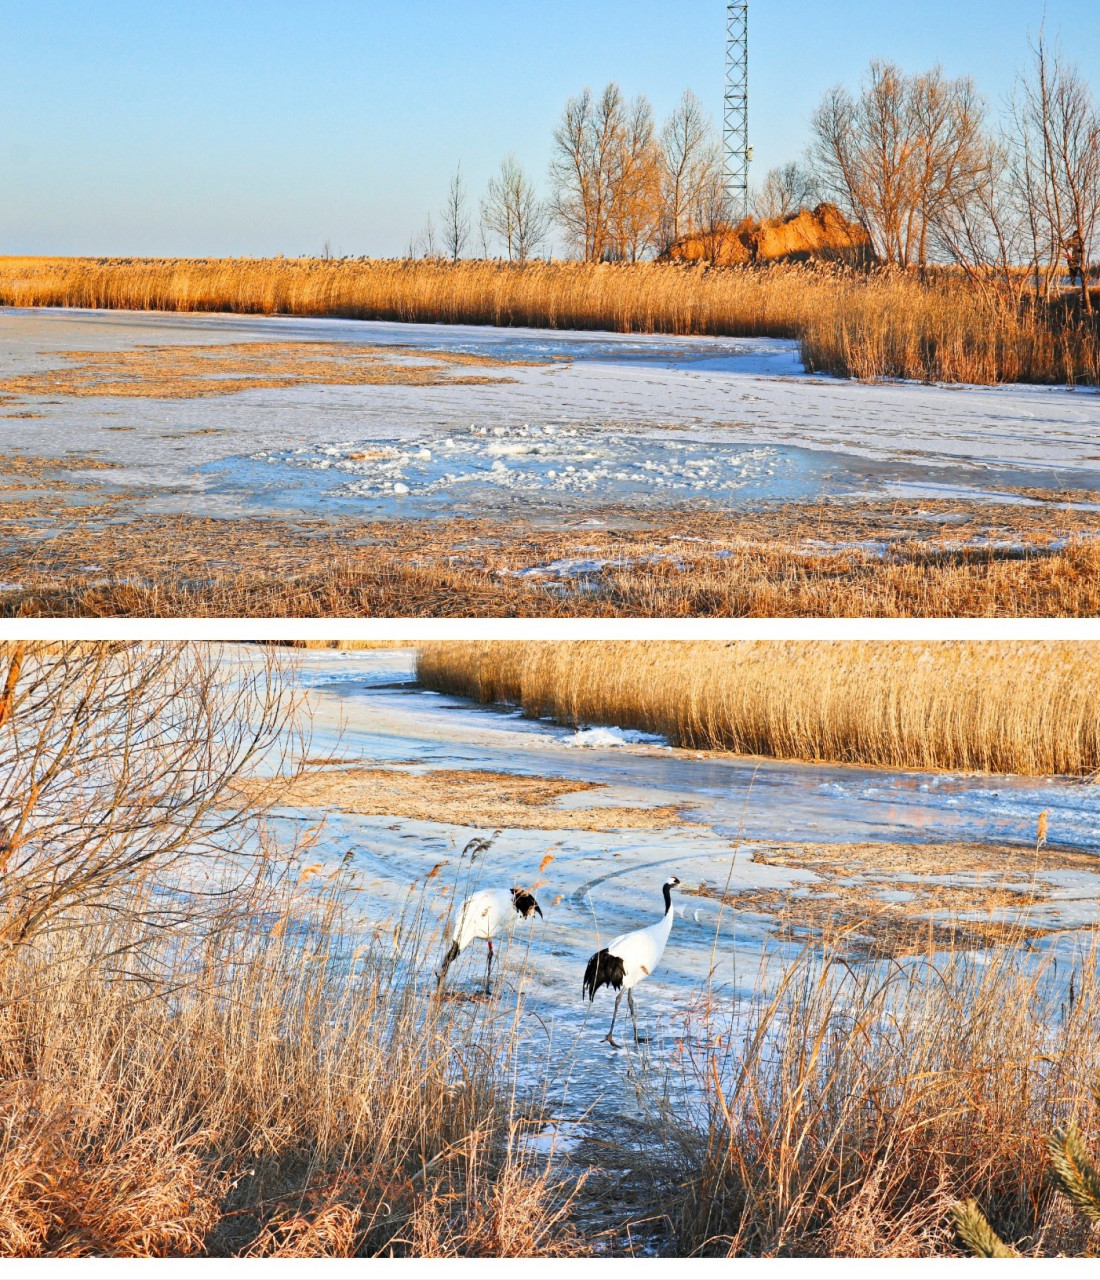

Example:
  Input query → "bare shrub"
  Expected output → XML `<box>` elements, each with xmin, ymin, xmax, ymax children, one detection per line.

<box><xmin>0</xmin><ymin>642</ymin><xmax>303</xmax><ymax>960</ymax></box>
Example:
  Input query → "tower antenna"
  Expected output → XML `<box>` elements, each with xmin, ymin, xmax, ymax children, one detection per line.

<box><xmin>724</xmin><ymin>2</ymin><xmax>750</xmax><ymax>220</ymax></box>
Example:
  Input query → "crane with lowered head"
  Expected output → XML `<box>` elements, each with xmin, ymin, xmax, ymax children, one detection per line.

<box><xmin>437</xmin><ymin>886</ymin><xmax>543</xmax><ymax>995</ymax></box>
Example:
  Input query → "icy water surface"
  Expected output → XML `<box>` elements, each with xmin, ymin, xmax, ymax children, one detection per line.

<box><xmin>3</xmin><ymin>308</ymin><xmax>1099</xmax><ymax>522</ymax></box>
<box><xmin>258</xmin><ymin>648</ymin><xmax>1100</xmax><ymax>1125</ymax></box>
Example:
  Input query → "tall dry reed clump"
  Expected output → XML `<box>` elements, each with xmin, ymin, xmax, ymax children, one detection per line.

<box><xmin>0</xmin><ymin>875</ymin><xmax>579</xmax><ymax>1258</ymax></box>
<box><xmin>1</xmin><ymin>256</ymin><xmax>1096</xmax><ymax>385</ymax></box>
<box><xmin>415</xmin><ymin>640</ymin><xmax>1100</xmax><ymax>776</ymax></box>
<box><xmin>0</xmin><ymin>641</ymin><xmax>579</xmax><ymax>1259</ymax></box>
<box><xmin>799</xmin><ymin>273</ymin><xmax>1100</xmax><ymax>385</ymax></box>
<box><xmin>658</xmin><ymin>936</ymin><xmax>1100</xmax><ymax>1256</ymax></box>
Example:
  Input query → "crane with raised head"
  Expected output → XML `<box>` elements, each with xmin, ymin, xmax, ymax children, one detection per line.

<box><xmin>582</xmin><ymin>877</ymin><xmax>680</xmax><ymax>1048</ymax></box>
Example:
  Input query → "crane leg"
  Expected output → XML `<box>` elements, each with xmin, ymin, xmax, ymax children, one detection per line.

<box><xmin>628</xmin><ymin>989</ymin><xmax>647</xmax><ymax>1044</ymax></box>
<box><xmin>484</xmin><ymin>939</ymin><xmax>494</xmax><ymax>994</ymax></box>
<box><xmin>603</xmin><ymin>990</ymin><xmax>624</xmax><ymax>1048</ymax></box>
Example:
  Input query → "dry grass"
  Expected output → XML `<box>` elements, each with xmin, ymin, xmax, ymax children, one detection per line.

<box><xmin>9</xmin><ymin>642</ymin><xmax>1100</xmax><ymax>1257</ymax></box>
<box><xmin>3</xmin><ymin>502</ymin><xmax>1099</xmax><ymax>618</ymax></box>
<box><xmin>799</xmin><ymin>272</ymin><xmax>1100</xmax><ymax>385</ymax></box>
<box><xmin>415</xmin><ymin>641</ymin><xmax>1100</xmax><ymax>776</ymax></box>
<box><xmin>0</xmin><ymin>341</ymin><xmax>524</xmax><ymax>401</ymax></box>
<box><xmin>0</xmin><ymin>872</ymin><xmax>582</xmax><ymax>1259</ymax></box>
<box><xmin>0</xmin><ymin>641</ymin><xmax>584</xmax><ymax>1259</ymax></box>
<box><xmin>0</xmin><ymin>454</ymin><xmax>119</xmax><ymax>478</ymax></box>
<box><xmin>654</xmin><ymin>936</ymin><xmax>1100</xmax><ymax>1257</ymax></box>
<box><xmin>246</xmin><ymin>766</ymin><xmax>683</xmax><ymax>831</ymax></box>
<box><xmin>1</xmin><ymin>256</ymin><xmax>1097</xmax><ymax>385</ymax></box>
<box><xmin>687</xmin><ymin>840</ymin><xmax>1100</xmax><ymax>960</ymax></box>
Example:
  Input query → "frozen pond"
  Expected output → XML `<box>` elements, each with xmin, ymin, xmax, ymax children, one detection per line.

<box><xmin>261</xmin><ymin>648</ymin><xmax>1100</xmax><ymax>1125</ymax></box>
<box><xmin>2</xmin><ymin>308</ymin><xmax>1099</xmax><ymax>523</ymax></box>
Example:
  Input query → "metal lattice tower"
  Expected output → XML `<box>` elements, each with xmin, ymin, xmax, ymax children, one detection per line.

<box><xmin>724</xmin><ymin>2</ymin><xmax>750</xmax><ymax>219</ymax></box>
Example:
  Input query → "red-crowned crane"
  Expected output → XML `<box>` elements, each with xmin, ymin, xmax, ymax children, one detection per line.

<box><xmin>583</xmin><ymin>877</ymin><xmax>680</xmax><ymax>1047</ymax></box>
<box><xmin>437</xmin><ymin>887</ymin><xmax>543</xmax><ymax>994</ymax></box>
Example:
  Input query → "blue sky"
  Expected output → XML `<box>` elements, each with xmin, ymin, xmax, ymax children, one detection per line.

<box><xmin>1</xmin><ymin>1</ymin><xmax>1097</xmax><ymax>257</ymax></box>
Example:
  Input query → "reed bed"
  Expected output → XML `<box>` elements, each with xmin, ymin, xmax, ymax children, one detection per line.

<box><xmin>658</xmin><ymin>936</ymin><xmax>1100</xmax><ymax>1256</ymax></box>
<box><xmin>0</xmin><ymin>871</ymin><xmax>580</xmax><ymax>1259</ymax></box>
<box><xmin>2</xmin><ymin>256</ymin><xmax>1096</xmax><ymax>385</ymax></box>
<box><xmin>416</xmin><ymin>640</ymin><xmax>1100</xmax><ymax>776</ymax></box>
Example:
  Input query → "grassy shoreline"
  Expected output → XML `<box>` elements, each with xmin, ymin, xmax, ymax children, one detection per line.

<box><xmin>4</xmin><ymin>505</ymin><xmax>1100</xmax><ymax>619</ymax></box>
<box><xmin>416</xmin><ymin>640</ymin><xmax>1100</xmax><ymax>776</ymax></box>
<box><xmin>2</xmin><ymin>255</ymin><xmax>1098</xmax><ymax>386</ymax></box>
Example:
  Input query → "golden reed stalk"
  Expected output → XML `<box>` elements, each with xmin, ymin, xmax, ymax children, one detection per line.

<box><xmin>416</xmin><ymin>640</ymin><xmax>1100</xmax><ymax>776</ymax></box>
<box><xmin>1</xmin><ymin>256</ymin><xmax>1096</xmax><ymax>385</ymax></box>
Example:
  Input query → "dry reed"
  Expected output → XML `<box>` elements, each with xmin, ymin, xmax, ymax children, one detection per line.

<box><xmin>2</xmin><ymin>256</ymin><xmax>1096</xmax><ymax>385</ymax></box>
<box><xmin>415</xmin><ymin>641</ymin><xmax>1100</xmax><ymax>776</ymax></box>
<box><xmin>656</xmin><ymin>935</ymin><xmax>1100</xmax><ymax>1256</ymax></box>
<box><xmin>5</xmin><ymin>508</ymin><xmax>1100</xmax><ymax>618</ymax></box>
<box><xmin>7</xmin><ymin>642</ymin><xmax>1100</xmax><ymax>1257</ymax></box>
<box><xmin>0</xmin><ymin>870</ymin><xmax>580</xmax><ymax>1258</ymax></box>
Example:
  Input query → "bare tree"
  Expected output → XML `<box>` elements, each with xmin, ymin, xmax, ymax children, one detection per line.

<box><xmin>659</xmin><ymin>90</ymin><xmax>723</xmax><ymax>248</ymax></box>
<box><xmin>908</xmin><ymin>68</ymin><xmax>987</xmax><ymax>268</ymax></box>
<box><xmin>692</xmin><ymin>167</ymin><xmax>737</xmax><ymax>260</ymax></box>
<box><xmin>481</xmin><ymin>155</ymin><xmax>550</xmax><ymax>261</ymax></box>
<box><xmin>0</xmin><ymin>643</ymin><xmax>306</xmax><ymax>964</ymax></box>
<box><xmin>932</xmin><ymin>133</ymin><xmax>1033</xmax><ymax>297</ymax></box>
<box><xmin>1013</xmin><ymin>36</ymin><xmax>1100</xmax><ymax>310</ymax></box>
<box><xmin>753</xmin><ymin>160</ymin><xmax>821</xmax><ymax>221</ymax></box>
<box><xmin>607</xmin><ymin>94</ymin><xmax>663</xmax><ymax>261</ymax></box>
<box><xmin>441</xmin><ymin>166</ymin><xmax>471</xmax><ymax>263</ymax></box>
<box><xmin>416</xmin><ymin>212</ymin><xmax>438</xmax><ymax>259</ymax></box>
<box><xmin>812</xmin><ymin>62</ymin><xmax>919</xmax><ymax>265</ymax></box>
<box><xmin>549</xmin><ymin>84</ymin><xmax>627</xmax><ymax>262</ymax></box>
<box><xmin>812</xmin><ymin>60</ymin><xmax>988</xmax><ymax>268</ymax></box>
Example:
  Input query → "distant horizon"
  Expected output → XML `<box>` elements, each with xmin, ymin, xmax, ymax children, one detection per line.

<box><xmin>2</xmin><ymin>0</ymin><xmax>1097</xmax><ymax>259</ymax></box>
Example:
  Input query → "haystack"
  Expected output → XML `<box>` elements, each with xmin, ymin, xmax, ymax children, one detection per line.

<box><xmin>662</xmin><ymin>203</ymin><xmax>874</xmax><ymax>266</ymax></box>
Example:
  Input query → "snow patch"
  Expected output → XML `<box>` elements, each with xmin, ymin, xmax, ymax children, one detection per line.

<box><xmin>563</xmin><ymin>726</ymin><xmax>668</xmax><ymax>750</ymax></box>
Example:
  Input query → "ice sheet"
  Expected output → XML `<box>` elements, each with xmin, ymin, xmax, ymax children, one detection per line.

<box><xmin>2</xmin><ymin>308</ymin><xmax>1098</xmax><ymax>523</ymax></box>
<box><xmin>226</xmin><ymin>646</ymin><xmax>1100</xmax><ymax>1124</ymax></box>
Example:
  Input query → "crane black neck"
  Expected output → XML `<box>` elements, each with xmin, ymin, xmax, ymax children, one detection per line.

<box><xmin>662</xmin><ymin>881</ymin><xmax>673</xmax><ymax>914</ymax></box>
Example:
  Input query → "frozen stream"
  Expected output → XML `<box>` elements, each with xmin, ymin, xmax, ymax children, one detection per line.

<box><xmin>3</xmin><ymin>308</ymin><xmax>1099</xmax><ymax>522</ymax></box>
<box><xmin>262</xmin><ymin>648</ymin><xmax>1100</xmax><ymax>1129</ymax></box>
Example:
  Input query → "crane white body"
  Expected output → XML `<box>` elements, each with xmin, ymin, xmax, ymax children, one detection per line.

<box><xmin>437</xmin><ymin>885</ymin><xmax>541</xmax><ymax>993</ymax></box>
<box><xmin>454</xmin><ymin>888</ymin><xmax>520</xmax><ymax>950</ymax></box>
<box><xmin>605</xmin><ymin>904</ymin><xmax>676</xmax><ymax>991</ymax></box>
<box><xmin>583</xmin><ymin>877</ymin><xmax>680</xmax><ymax>1047</ymax></box>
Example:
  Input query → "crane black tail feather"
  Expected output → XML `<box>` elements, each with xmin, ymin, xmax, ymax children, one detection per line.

<box><xmin>583</xmin><ymin>948</ymin><xmax>625</xmax><ymax>1001</ymax></box>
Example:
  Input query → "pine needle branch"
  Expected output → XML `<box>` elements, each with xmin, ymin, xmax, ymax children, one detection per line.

<box><xmin>951</xmin><ymin>1200</ymin><xmax>1019</xmax><ymax>1258</ymax></box>
<box><xmin>1048</xmin><ymin>1124</ymin><xmax>1100</xmax><ymax>1223</ymax></box>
